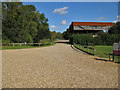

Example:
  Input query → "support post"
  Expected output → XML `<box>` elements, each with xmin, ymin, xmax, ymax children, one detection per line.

<box><xmin>113</xmin><ymin>54</ymin><xmax>114</xmax><ymax>61</ymax></box>
<box><xmin>94</xmin><ymin>49</ymin><xmax>96</xmax><ymax>56</ymax></box>
<box><xmin>109</xmin><ymin>54</ymin><xmax>110</xmax><ymax>61</ymax></box>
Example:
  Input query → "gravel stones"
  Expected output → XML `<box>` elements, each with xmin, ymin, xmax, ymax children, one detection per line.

<box><xmin>2</xmin><ymin>40</ymin><xmax>118</xmax><ymax>88</ymax></box>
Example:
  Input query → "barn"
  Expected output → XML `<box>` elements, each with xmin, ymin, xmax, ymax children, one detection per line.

<box><xmin>69</xmin><ymin>22</ymin><xmax>114</xmax><ymax>34</ymax></box>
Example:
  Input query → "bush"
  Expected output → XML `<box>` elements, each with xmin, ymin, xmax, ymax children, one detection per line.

<box><xmin>70</xmin><ymin>33</ymin><xmax>119</xmax><ymax>46</ymax></box>
<box><xmin>98</xmin><ymin>33</ymin><xmax>120</xmax><ymax>46</ymax></box>
<box><xmin>70</xmin><ymin>34</ymin><xmax>94</xmax><ymax>45</ymax></box>
<box><xmin>39</xmin><ymin>39</ymin><xmax>51</xmax><ymax>45</ymax></box>
<box><xmin>2</xmin><ymin>40</ymin><xmax>10</xmax><ymax>43</ymax></box>
<box><xmin>94</xmin><ymin>35</ymin><xmax>103</xmax><ymax>45</ymax></box>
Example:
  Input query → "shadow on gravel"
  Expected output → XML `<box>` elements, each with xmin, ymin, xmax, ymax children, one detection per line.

<box><xmin>94</xmin><ymin>58</ymin><xmax>110</xmax><ymax>62</ymax></box>
<box><xmin>94</xmin><ymin>58</ymin><xmax>120</xmax><ymax>64</ymax></box>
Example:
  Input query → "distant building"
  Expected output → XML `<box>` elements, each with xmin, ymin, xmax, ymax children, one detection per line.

<box><xmin>69</xmin><ymin>22</ymin><xmax>114</xmax><ymax>34</ymax></box>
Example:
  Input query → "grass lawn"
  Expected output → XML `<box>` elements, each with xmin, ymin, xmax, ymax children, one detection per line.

<box><xmin>95</xmin><ymin>46</ymin><xmax>120</xmax><ymax>62</ymax></box>
<box><xmin>2</xmin><ymin>42</ymin><xmax>56</xmax><ymax>50</ymax></box>
<box><xmin>74</xmin><ymin>44</ymin><xmax>120</xmax><ymax>62</ymax></box>
<box><xmin>74</xmin><ymin>44</ymin><xmax>94</xmax><ymax>55</ymax></box>
<box><xmin>95</xmin><ymin>46</ymin><xmax>113</xmax><ymax>58</ymax></box>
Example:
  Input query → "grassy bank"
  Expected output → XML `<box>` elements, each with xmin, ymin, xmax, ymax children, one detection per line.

<box><xmin>74</xmin><ymin>44</ymin><xmax>120</xmax><ymax>62</ymax></box>
<box><xmin>2</xmin><ymin>42</ymin><xmax>56</xmax><ymax>50</ymax></box>
<box><xmin>74</xmin><ymin>44</ymin><xmax>94</xmax><ymax>55</ymax></box>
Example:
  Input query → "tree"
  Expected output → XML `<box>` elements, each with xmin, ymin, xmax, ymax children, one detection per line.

<box><xmin>62</xmin><ymin>28</ymin><xmax>71</xmax><ymax>40</ymax></box>
<box><xmin>2</xmin><ymin>2</ymin><xmax>23</xmax><ymax>42</ymax></box>
<box><xmin>50</xmin><ymin>31</ymin><xmax>57</xmax><ymax>40</ymax></box>
<box><xmin>2</xmin><ymin>2</ymin><xmax>51</xmax><ymax>43</ymax></box>
<box><xmin>56</xmin><ymin>32</ymin><xmax>63</xmax><ymax>40</ymax></box>
<box><xmin>108</xmin><ymin>22</ymin><xmax>120</xmax><ymax>34</ymax></box>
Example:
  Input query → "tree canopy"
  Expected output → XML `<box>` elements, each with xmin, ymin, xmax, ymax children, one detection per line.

<box><xmin>62</xmin><ymin>28</ymin><xmax>71</xmax><ymax>40</ymax></box>
<box><xmin>2</xmin><ymin>2</ymin><xmax>51</xmax><ymax>43</ymax></box>
<box><xmin>108</xmin><ymin>22</ymin><xmax>120</xmax><ymax>34</ymax></box>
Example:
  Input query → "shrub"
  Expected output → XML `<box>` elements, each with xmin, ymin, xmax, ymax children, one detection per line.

<box><xmin>39</xmin><ymin>39</ymin><xmax>51</xmax><ymax>45</ymax></box>
<box><xmin>69</xmin><ymin>33</ymin><xmax>119</xmax><ymax>46</ymax></box>
<box><xmin>94</xmin><ymin>35</ymin><xmax>103</xmax><ymax>45</ymax></box>
<box><xmin>2</xmin><ymin>40</ymin><xmax>10</xmax><ymax>43</ymax></box>
<box><xmin>70</xmin><ymin>34</ymin><xmax>94</xmax><ymax>45</ymax></box>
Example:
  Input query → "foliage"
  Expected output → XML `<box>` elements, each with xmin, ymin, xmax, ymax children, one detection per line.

<box><xmin>50</xmin><ymin>31</ymin><xmax>63</xmax><ymax>40</ymax></box>
<box><xmin>50</xmin><ymin>31</ymin><xmax>57</xmax><ymax>40</ymax></box>
<box><xmin>2</xmin><ymin>40</ymin><xmax>10</xmax><ymax>43</ymax></box>
<box><xmin>2</xmin><ymin>2</ymin><xmax>51</xmax><ymax>43</ymax></box>
<box><xmin>70</xmin><ymin>33</ymin><xmax>120</xmax><ymax>46</ymax></box>
<box><xmin>108</xmin><ymin>22</ymin><xmax>120</xmax><ymax>34</ymax></box>
<box><xmin>97</xmin><ymin>33</ymin><xmax>120</xmax><ymax>45</ymax></box>
<box><xmin>34</xmin><ymin>23</ymin><xmax>51</xmax><ymax>43</ymax></box>
<box><xmin>62</xmin><ymin>28</ymin><xmax>71</xmax><ymax>40</ymax></box>
<box><xmin>39</xmin><ymin>39</ymin><xmax>51</xmax><ymax>45</ymax></box>
<box><xmin>56</xmin><ymin>32</ymin><xmax>63</xmax><ymax>40</ymax></box>
<box><xmin>70</xmin><ymin>34</ymin><xmax>94</xmax><ymax>45</ymax></box>
<box><xmin>2</xmin><ymin>35</ymin><xmax>11</xmax><ymax>43</ymax></box>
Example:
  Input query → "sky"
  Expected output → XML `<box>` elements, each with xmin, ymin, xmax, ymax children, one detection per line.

<box><xmin>23</xmin><ymin>2</ymin><xmax>118</xmax><ymax>33</ymax></box>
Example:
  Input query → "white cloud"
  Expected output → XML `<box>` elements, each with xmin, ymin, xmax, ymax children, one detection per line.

<box><xmin>51</xmin><ymin>25</ymin><xmax>56</xmax><ymax>30</ymax></box>
<box><xmin>113</xmin><ymin>20</ymin><xmax>117</xmax><ymax>23</ymax></box>
<box><xmin>53</xmin><ymin>7</ymin><xmax>69</xmax><ymax>15</ymax></box>
<box><xmin>94</xmin><ymin>17</ymin><xmax>106</xmax><ymax>21</ymax></box>
<box><xmin>61</xmin><ymin>20</ymin><xmax>67</xmax><ymax>25</ymax></box>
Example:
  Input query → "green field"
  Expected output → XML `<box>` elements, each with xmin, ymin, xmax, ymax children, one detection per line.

<box><xmin>74</xmin><ymin>44</ymin><xmax>120</xmax><ymax>62</ymax></box>
<box><xmin>95</xmin><ymin>46</ymin><xmax>113</xmax><ymax>58</ymax></box>
<box><xmin>2</xmin><ymin>42</ymin><xmax>56</xmax><ymax>50</ymax></box>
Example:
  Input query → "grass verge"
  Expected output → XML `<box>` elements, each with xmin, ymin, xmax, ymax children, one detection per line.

<box><xmin>74</xmin><ymin>44</ymin><xmax>120</xmax><ymax>62</ymax></box>
<box><xmin>2</xmin><ymin>42</ymin><xmax>56</xmax><ymax>50</ymax></box>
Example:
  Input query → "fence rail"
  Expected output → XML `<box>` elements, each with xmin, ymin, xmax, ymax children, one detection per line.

<box><xmin>74</xmin><ymin>43</ymin><xmax>96</xmax><ymax>55</ymax></box>
<box><xmin>2</xmin><ymin>43</ymin><xmax>49</xmax><ymax>46</ymax></box>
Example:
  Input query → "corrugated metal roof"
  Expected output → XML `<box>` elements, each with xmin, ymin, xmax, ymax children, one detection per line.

<box><xmin>72</xmin><ymin>22</ymin><xmax>114</xmax><ymax>26</ymax></box>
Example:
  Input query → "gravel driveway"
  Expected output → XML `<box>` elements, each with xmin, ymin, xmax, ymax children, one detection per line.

<box><xmin>2</xmin><ymin>40</ymin><xmax>118</xmax><ymax>88</ymax></box>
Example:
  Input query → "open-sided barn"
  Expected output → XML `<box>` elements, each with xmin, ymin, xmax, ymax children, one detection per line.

<box><xmin>69</xmin><ymin>22</ymin><xmax>114</xmax><ymax>34</ymax></box>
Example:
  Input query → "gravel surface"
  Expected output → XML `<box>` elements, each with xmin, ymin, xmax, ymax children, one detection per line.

<box><xmin>2</xmin><ymin>40</ymin><xmax>118</xmax><ymax>88</ymax></box>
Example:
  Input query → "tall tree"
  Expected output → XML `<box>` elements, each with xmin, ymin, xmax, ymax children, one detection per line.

<box><xmin>108</xmin><ymin>22</ymin><xmax>120</xmax><ymax>34</ymax></box>
<box><xmin>62</xmin><ymin>28</ymin><xmax>71</xmax><ymax>40</ymax></box>
<box><xmin>2</xmin><ymin>2</ymin><xmax>23</xmax><ymax>42</ymax></box>
<box><xmin>34</xmin><ymin>13</ymin><xmax>51</xmax><ymax>43</ymax></box>
<box><xmin>2</xmin><ymin>2</ymin><xmax>51</xmax><ymax>43</ymax></box>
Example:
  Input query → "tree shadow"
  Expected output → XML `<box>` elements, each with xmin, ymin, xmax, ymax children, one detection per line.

<box><xmin>55</xmin><ymin>40</ymin><xmax>71</xmax><ymax>44</ymax></box>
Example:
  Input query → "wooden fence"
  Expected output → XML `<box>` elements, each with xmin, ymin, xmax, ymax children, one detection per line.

<box><xmin>74</xmin><ymin>43</ymin><xmax>96</xmax><ymax>55</ymax></box>
<box><xmin>2</xmin><ymin>43</ymin><xmax>45</xmax><ymax>46</ymax></box>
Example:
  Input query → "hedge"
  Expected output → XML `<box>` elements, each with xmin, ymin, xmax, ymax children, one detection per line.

<box><xmin>70</xmin><ymin>33</ymin><xmax>120</xmax><ymax>46</ymax></box>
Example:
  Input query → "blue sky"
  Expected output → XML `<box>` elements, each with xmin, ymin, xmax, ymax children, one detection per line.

<box><xmin>23</xmin><ymin>2</ymin><xmax>118</xmax><ymax>33</ymax></box>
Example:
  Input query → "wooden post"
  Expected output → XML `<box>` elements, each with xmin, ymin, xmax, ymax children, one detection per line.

<box><xmin>109</xmin><ymin>54</ymin><xmax>110</xmax><ymax>61</ymax></box>
<box><xmin>12</xmin><ymin>43</ymin><xmax>14</xmax><ymax>46</ymax></box>
<box><xmin>88</xmin><ymin>48</ymin><xmax>89</xmax><ymax>53</ymax></box>
<box><xmin>113</xmin><ymin>54</ymin><xmax>114</xmax><ymax>61</ymax></box>
<box><xmin>87</xmin><ymin>47</ymin><xmax>88</xmax><ymax>53</ymax></box>
<box><xmin>94</xmin><ymin>49</ymin><xmax>96</xmax><ymax>55</ymax></box>
<box><xmin>20</xmin><ymin>43</ymin><xmax>22</xmax><ymax>46</ymax></box>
